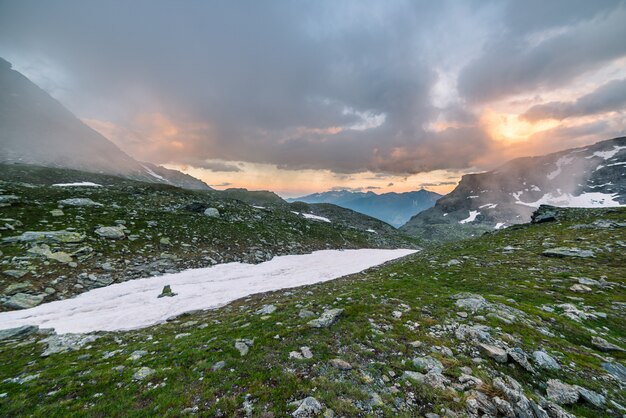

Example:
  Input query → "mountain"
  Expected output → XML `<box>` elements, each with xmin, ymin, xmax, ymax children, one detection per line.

<box><xmin>401</xmin><ymin>137</ymin><xmax>626</xmax><ymax>242</ymax></box>
<box><xmin>289</xmin><ymin>189</ymin><xmax>441</xmax><ymax>227</ymax></box>
<box><xmin>0</xmin><ymin>57</ymin><xmax>209</xmax><ymax>190</ymax></box>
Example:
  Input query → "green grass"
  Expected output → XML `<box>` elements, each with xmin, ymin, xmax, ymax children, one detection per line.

<box><xmin>0</xmin><ymin>206</ymin><xmax>623</xmax><ymax>416</ymax></box>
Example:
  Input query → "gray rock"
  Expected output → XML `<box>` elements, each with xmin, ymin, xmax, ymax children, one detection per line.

<box><xmin>602</xmin><ymin>362</ymin><xmax>626</xmax><ymax>384</ymax></box>
<box><xmin>4</xmin><ymin>281</ymin><xmax>32</xmax><ymax>295</ymax></box>
<box><xmin>256</xmin><ymin>304</ymin><xmax>277</xmax><ymax>315</ymax></box>
<box><xmin>329</xmin><ymin>358</ymin><xmax>352</xmax><ymax>370</ymax></box>
<box><xmin>542</xmin><ymin>247</ymin><xmax>594</xmax><ymax>258</ymax></box>
<box><xmin>41</xmin><ymin>333</ymin><xmax>99</xmax><ymax>356</ymax></box>
<box><xmin>203</xmin><ymin>208</ymin><xmax>220</xmax><ymax>218</ymax></box>
<box><xmin>159</xmin><ymin>237</ymin><xmax>172</xmax><ymax>248</ymax></box>
<box><xmin>0</xmin><ymin>325</ymin><xmax>39</xmax><ymax>341</ymax></box>
<box><xmin>455</xmin><ymin>324</ymin><xmax>493</xmax><ymax>343</ymax></box>
<box><xmin>3</xmin><ymin>230</ymin><xmax>85</xmax><ymax>244</ymax></box>
<box><xmin>452</xmin><ymin>293</ymin><xmax>490</xmax><ymax>311</ymax></box>
<box><xmin>292</xmin><ymin>396</ymin><xmax>322</xmax><ymax>417</ymax></box>
<box><xmin>4</xmin><ymin>292</ymin><xmax>45</xmax><ymax>309</ymax></box>
<box><xmin>235</xmin><ymin>339</ymin><xmax>254</xmax><ymax>356</ymax></box>
<box><xmin>307</xmin><ymin>308</ymin><xmax>343</xmax><ymax>328</ymax></box>
<box><xmin>532</xmin><ymin>350</ymin><xmax>560</xmax><ymax>370</ymax></box>
<box><xmin>540</xmin><ymin>400</ymin><xmax>577</xmax><ymax>418</ymax></box>
<box><xmin>211</xmin><ymin>361</ymin><xmax>226</xmax><ymax>371</ymax></box>
<box><xmin>576</xmin><ymin>386</ymin><xmax>605</xmax><ymax>408</ymax></box>
<box><xmin>58</xmin><ymin>198</ymin><xmax>103</xmax><ymax>207</ymax></box>
<box><xmin>298</xmin><ymin>309</ymin><xmax>315</xmax><ymax>318</ymax></box>
<box><xmin>413</xmin><ymin>356</ymin><xmax>444</xmax><ymax>373</ymax></box>
<box><xmin>50</xmin><ymin>209</ymin><xmax>64</xmax><ymax>217</ymax></box>
<box><xmin>507</xmin><ymin>347</ymin><xmax>535</xmax><ymax>373</ymax></box>
<box><xmin>95</xmin><ymin>226</ymin><xmax>126</xmax><ymax>239</ymax></box>
<box><xmin>128</xmin><ymin>350</ymin><xmax>148</xmax><ymax>361</ymax></box>
<box><xmin>569</xmin><ymin>284</ymin><xmax>592</xmax><ymax>292</ymax></box>
<box><xmin>132</xmin><ymin>367</ymin><xmax>155</xmax><ymax>380</ymax></box>
<box><xmin>546</xmin><ymin>379</ymin><xmax>579</xmax><ymax>405</ymax></box>
<box><xmin>591</xmin><ymin>336</ymin><xmax>624</xmax><ymax>352</ymax></box>
<box><xmin>2</xmin><ymin>270</ymin><xmax>29</xmax><ymax>279</ymax></box>
<box><xmin>478</xmin><ymin>343</ymin><xmax>508</xmax><ymax>363</ymax></box>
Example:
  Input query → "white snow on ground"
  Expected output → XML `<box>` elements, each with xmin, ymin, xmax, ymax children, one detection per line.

<box><xmin>459</xmin><ymin>210</ymin><xmax>480</xmax><ymax>224</ymax></box>
<box><xmin>546</xmin><ymin>155</ymin><xmax>574</xmax><ymax>180</ymax></box>
<box><xmin>252</xmin><ymin>205</ymin><xmax>266</xmax><ymax>209</ymax></box>
<box><xmin>585</xmin><ymin>145</ymin><xmax>626</xmax><ymax>160</ymax></box>
<box><xmin>0</xmin><ymin>249</ymin><xmax>415</xmax><ymax>334</ymax></box>
<box><xmin>52</xmin><ymin>182</ymin><xmax>102</xmax><ymax>187</ymax></box>
<box><xmin>142</xmin><ymin>164</ymin><xmax>168</xmax><ymax>182</ymax></box>
<box><xmin>479</xmin><ymin>203</ymin><xmax>497</xmax><ymax>209</ymax></box>
<box><xmin>494</xmin><ymin>222</ymin><xmax>506</xmax><ymax>229</ymax></box>
<box><xmin>366</xmin><ymin>229</ymin><xmax>377</xmax><ymax>233</ymax></box>
<box><xmin>514</xmin><ymin>192</ymin><xmax>622</xmax><ymax>208</ymax></box>
<box><xmin>291</xmin><ymin>211</ymin><xmax>331</xmax><ymax>223</ymax></box>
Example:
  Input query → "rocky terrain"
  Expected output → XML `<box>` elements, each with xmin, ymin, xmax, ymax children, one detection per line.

<box><xmin>0</xmin><ymin>58</ymin><xmax>209</xmax><ymax>190</ymax></box>
<box><xmin>0</xmin><ymin>164</ymin><xmax>418</xmax><ymax>310</ymax></box>
<box><xmin>402</xmin><ymin>137</ymin><xmax>626</xmax><ymax>243</ymax></box>
<box><xmin>290</xmin><ymin>189</ymin><xmax>441</xmax><ymax>227</ymax></box>
<box><xmin>0</xmin><ymin>205</ymin><xmax>623</xmax><ymax>417</ymax></box>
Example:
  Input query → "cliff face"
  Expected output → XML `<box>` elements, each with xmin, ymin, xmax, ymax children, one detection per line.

<box><xmin>0</xmin><ymin>58</ymin><xmax>209</xmax><ymax>190</ymax></box>
<box><xmin>401</xmin><ymin>137</ymin><xmax>626</xmax><ymax>241</ymax></box>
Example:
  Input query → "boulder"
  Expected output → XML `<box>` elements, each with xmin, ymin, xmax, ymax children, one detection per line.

<box><xmin>546</xmin><ymin>379</ymin><xmax>579</xmax><ymax>405</ymax></box>
<box><xmin>204</xmin><ymin>208</ymin><xmax>220</xmax><ymax>218</ymax></box>
<box><xmin>542</xmin><ymin>247</ymin><xmax>594</xmax><ymax>258</ymax></box>
<box><xmin>532</xmin><ymin>350</ymin><xmax>560</xmax><ymax>370</ymax></box>
<box><xmin>95</xmin><ymin>226</ymin><xmax>126</xmax><ymax>239</ymax></box>
<box><xmin>4</xmin><ymin>292</ymin><xmax>45</xmax><ymax>309</ymax></box>
<box><xmin>307</xmin><ymin>308</ymin><xmax>343</xmax><ymax>328</ymax></box>
<box><xmin>591</xmin><ymin>336</ymin><xmax>624</xmax><ymax>352</ymax></box>
<box><xmin>478</xmin><ymin>343</ymin><xmax>508</xmax><ymax>363</ymax></box>
<box><xmin>58</xmin><ymin>198</ymin><xmax>103</xmax><ymax>207</ymax></box>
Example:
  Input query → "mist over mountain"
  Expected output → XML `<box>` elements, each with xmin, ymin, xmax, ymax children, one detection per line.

<box><xmin>289</xmin><ymin>189</ymin><xmax>441</xmax><ymax>227</ymax></box>
<box><xmin>401</xmin><ymin>137</ymin><xmax>626</xmax><ymax>241</ymax></box>
<box><xmin>0</xmin><ymin>58</ymin><xmax>209</xmax><ymax>190</ymax></box>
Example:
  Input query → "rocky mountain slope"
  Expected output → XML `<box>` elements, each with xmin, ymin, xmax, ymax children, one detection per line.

<box><xmin>402</xmin><ymin>137</ymin><xmax>626</xmax><ymax>242</ymax></box>
<box><xmin>289</xmin><ymin>189</ymin><xmax>441</xmax><ymax>227</ymax></box>
<box><xmin>0</xmin><ymin>58</ymin><xmax>209</xmax><ymax>190</ymax></box>
<box><xmin>0</xmin><ymin>205</ymin><xmax>623</xmax><ymax>416</ymax></box>
<box><xmin>0</xmin><ymin>164</ymin><xmax>419</xmax><ymax>308</ymax></box>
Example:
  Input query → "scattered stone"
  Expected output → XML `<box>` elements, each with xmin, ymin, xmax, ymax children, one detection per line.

<box><xmin>128</xmin><ymin>350</ymin><xmax>148</xmax><ymax>361</ymax></box>
<box><xmin>41</xmin><ymin>333</ymin><xmax>99</xmax><ymax>356</ymax></box>
<box><xmin>50</xmin><ymin>209</ymin><xmax>64</xmax><ymax>217</ymax></box>
<box><xmin>235</xmin><ymin>339</ymin><xmax>254</xmax><ymax>356</ymax></box>
<box><xmin>4</xmin><ymin>292</ymin><xmax>45</xmax><ymax>309</ymax></box>
<box><xmin>602</xmin><ymin>362</ymin><xmax>626</xmax><ymax>384</ymax></box>
<box><xmin>329</xmin><ymin>358</ymin><xmax>352</xmax><ymax>370</ymax></box>
<box><xmin>132</xmin><ymin>367</ymin><xmax>155</xmax><ymax>381</ymax></box>
<box><xmin>531</xmin><ymin>206</ymin><xmax>558</xmax><ymax>223</ymax></box>
<box><xmin>591</xmin><ymin>336</ymin><xmax>624</xmax><ymax>352</ymax></box>
<box><xmin>413</xmin><ymin>356</ymin><xmax>443</xmax><ymax>373</ymax></box>
<box><xmin>256</xmin><ymin>304</ymin><xmax>277</xmax><ymax>315</ymax></box>
<box><xmin>298</xmin><ymin>309</ymin><xmax>315</xmax><ymax>318</ymax></box>
<box><xmin>159</xmin><ymin>237</ymin><xmax>172</xmax><ymax>248</ymax></box>
<box><xmin>203</xmin><ymin>208</ymin><xmax>220</xmax><ymax>218</ymax></box>
<box><xmin>95</xmin><ymin>226</ymin><xmax>126</xmax><ymax>239</ymax></box>
<box><xmin>546</xmin><ymin>379</ymin><xmax>579</xmax><ymax>405</ymax></box>
<box><xmin>158</xmin><ymin>285</ymin><xmax>177</xmax><ymax>298</ymax></box>
<box><xmin>576</xmin><ymin>386</ymin><xmax>605</xmax><ymax>408</ymax></box>
<box><xmin>58</xmin><ymin>198</ymin><xmax>103</xmax><ymax>207</ymax></box>
<box><xmin>0</xmin><ymin>325</ymin><xmax>39</xmax><ymax>341</ymax></box>
<box><xmin>532</xmin><ymin>350</ymin><xmax>560</xmax><ymax>370</ymax></box>
<box><xmin>307</xmin><ymin>308</ymin><xmax>343</xmax><ymax>328</ymax></box>
<box><xmin>506</xmin><ymin>347</ymin><xmax>535</xmax><ymax>373</ymax></box>
<box><xmin>569</xmin><ymin>284</ymin><xmax>592</xmax><ymax>293</ymax></box>
<box><xmin>452</xmin><ymin>293</ymin><xmax>490</xmax><ymax>311</ymax></box>
<box><xmin>211</xmin><ymin>361</ymin><xmax>226</xmax><ymax>371</ymax></box>
<box><xmin>4</xmin><ymin>281</ymin><xmax>32</xmax><ymax>295</ymax></box>
<box><xmin>291</xmin><ymin>396</ymin><xmax>322</xmax><ymax>417</ymax></box>
<box><xmin>2</xmin><ymin>230</ymin><xmax>85</xmax><ymax>244</ymax></box>
<box><xmin>542</xmin><ymin>247</ymin><xmax>594</xmax><ymax>258</ymax></box>
<box><xmin>478</xmin><ymin>343</ymin><xmax>508</xmax><ymax>363</ymax></box>
<box><xmin>2</xmin><ymin>269</ymin><xmax>28</xmax><ymax>279</ymax></box>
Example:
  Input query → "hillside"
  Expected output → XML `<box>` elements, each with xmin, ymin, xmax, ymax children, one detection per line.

<box><xmin>0</xmin><ymin>164</ymin><xmax>419</xmax><ymax>309</ymax></box>
<box><xmin>401</xmin><ymin>137</ymin><xmax>626</xmax><ymax>243</ymax></box>
<box><xmin>290</xmin><ymin>189</ymin><xmax>441</xmax><ymax>227</ymax></box>
<box><xmin>0</xmin><ymin>206</ymin><xmax>623</xmax><ymax>416</ymax></box>
<box><xmin>0</xmin><ymin>58</ymin><xmax>209</xmax><ymax>190</ymax></box>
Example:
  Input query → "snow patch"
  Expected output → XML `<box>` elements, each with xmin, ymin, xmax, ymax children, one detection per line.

<box><xmin>291</xmin><ymin>211</ymin><xmax>331</xmax><ymax>223</ymax></box>
<box><xmin>494</xmin><ymin>222</ymin><xmax>506</xmax><ymax>229</ymax></box>
<box><xmin>142</xmin><ymin>164</ymin><xmax>168</xmax><ymax>182</ymax></box>
<box><xmin>514</xmin><ymin>192</ymin><xmax>622</xmax><ymax>208</ymax></box>
<box><xmin>459</xmin><ymin>210</ymin><xmax>480</xmax><ymax>224</ymax></box>
<box><xmin>0</xmin><ymin>249</ymin><xmax>416</xmax><ymax>334</ymax></box>
<box><xmin>547</xmin><ymin>156</ymin><xmax>574</xmax><ymax>180</ymax></box>
<box><xmin>479</xmin><ymin>203</ymin><xmax>497</xmax><ymax>209</ymax></box>
<box><xmin>585</xmin><ymin>145</ymin><xmax>626</xmax><ymax>160</ymax></box>
<box><xmin>52</xmin><ymin>182</ymin><xmax>102</xmax><ymax>187</ymax></box>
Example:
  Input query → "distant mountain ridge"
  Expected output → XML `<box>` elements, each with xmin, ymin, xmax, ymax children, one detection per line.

<box><xmin>0</xmin><ymin>57</ymin><xmax>210</xmax><ymax>190</ymax></box>
<box><xmin>401</xmin><ymin>137</ymin><xmax>626</xmax><ymax>242</ymax></box>
<box><xmin>289</xmin><ymin>189</ymin><xmax>441</xmax><ymax>227</ymax></box>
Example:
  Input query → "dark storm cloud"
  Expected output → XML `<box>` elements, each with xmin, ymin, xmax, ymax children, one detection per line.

<box><xmin>458</xmin><ymin>1</ymin><xmax>626</xmax><ymax>103</ymax></box>
<box><xmin>1</xmin><ymin>0</ymin><xmax>625</xmax><ymax>174</ymax></box>
<box><xmin>522</xmin><ymin>78</ymin><xmax>626</xmax><ymax>122</ymax></box>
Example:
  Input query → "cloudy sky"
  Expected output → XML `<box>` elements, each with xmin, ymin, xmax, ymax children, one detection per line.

<box><xmin>1</xmin><ymin>0</ymin><xmax>625</xmax><ymax>196</ymax></box>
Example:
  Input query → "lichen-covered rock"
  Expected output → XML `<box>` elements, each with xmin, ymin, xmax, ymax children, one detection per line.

<box><xmin>546</xmin><ymin>379</ymin><xmax>579</xmax><ymax>405</ymax></box>
<box><xmin>307</xmin><ymin>308</ymin><xmax>343</xmax><ymax>328</ymax></box>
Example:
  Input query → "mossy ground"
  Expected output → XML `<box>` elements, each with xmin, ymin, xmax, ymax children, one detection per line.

<box><xmin>0</xmin><ymin>206</ymin><xmax>624</xmax><ymax>416</ymax></box>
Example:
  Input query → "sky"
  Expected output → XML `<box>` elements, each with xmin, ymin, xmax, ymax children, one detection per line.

<box><xmin>1</xmin><ymin>0</ymin><xmax>625</xmax><ymax>197</ymax></box>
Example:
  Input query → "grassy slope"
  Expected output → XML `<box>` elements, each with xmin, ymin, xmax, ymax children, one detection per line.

<box><xmin>0</xmin><ymin>207</ymin><xmax>624</xmax><ymax>416</ymax></box>
<box><xmin>0</xmin><ymin>164</ymin><xmax>418</xmax><ymax>307</ymax></box>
